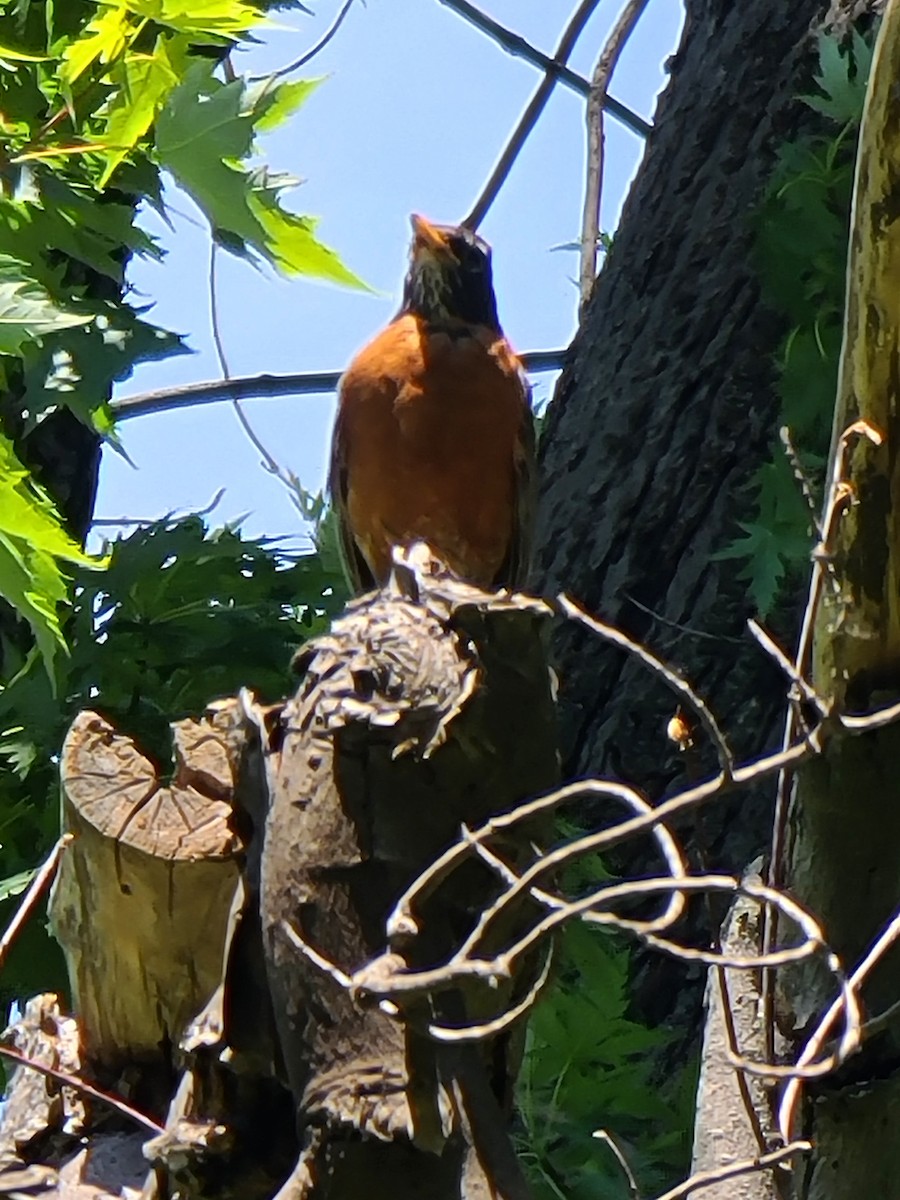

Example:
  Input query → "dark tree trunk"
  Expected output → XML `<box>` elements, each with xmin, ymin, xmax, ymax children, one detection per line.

<box><xmin>534</xmin><ymin>0</ymin><xmax>877</xmax><ymax>1037</ymax></box>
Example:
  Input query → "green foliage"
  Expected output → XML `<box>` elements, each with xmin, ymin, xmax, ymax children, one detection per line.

<box><xmin>0</xmin><ymin>514</ymin><xmax>347</xmax><ymax>994</ymax></box>
<box><xmin>724</xmin><ymin>30</ymin><xmax>871</xmax><ymax>612</ymax></box>
<box><xmin>0</xmin><ymin>515</ymin><xmax>347</xmax><ymax>782</ymax></box>
<box><xmin>0</xmin><ymin>431</ymin><xmax>103</xmax><ymax>683</ymax></box>
<box><xmin>0</xmin><ymin>0</ymin><xmax>361</xmax><ymax>679</ymax></box>
<box><xmin>518</xmin><ymin>923</ymin><xmax>694</xmax><ymax>1199</ymax></box>
<box><xmin>0</xmin><ymin>0</ymin><xmax>362</xmax><ymax>998</ymax></box>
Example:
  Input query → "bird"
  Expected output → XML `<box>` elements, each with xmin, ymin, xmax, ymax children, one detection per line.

<box><xmin>329</xmin><ymin>214</ymin><xmax>535</xmax><ymax>593</ymax></box>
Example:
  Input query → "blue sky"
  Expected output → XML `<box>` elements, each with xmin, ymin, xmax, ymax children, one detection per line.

<box><xmin>96</xmin><ymin>1</ymin><xmax>685</xmax><ymax>549</ymax></box>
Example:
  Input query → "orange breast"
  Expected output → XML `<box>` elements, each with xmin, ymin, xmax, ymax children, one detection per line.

<box><xmin>334</xmin><ymin>313</ymin><xmax>530</xmax><ymax>586</ymax></box>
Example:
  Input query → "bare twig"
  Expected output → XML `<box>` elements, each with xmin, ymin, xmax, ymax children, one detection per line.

<box><xmin>425</xmin><ymin>945</ymin><xmax>556</xmax><ymax>1042</ymax></box>
<box><xmin>559</xmin><ymin>593</ymin><xmax>735</xmax><ymax>779</ymax></box>
<box><xmin>579</xmin><ymin>0</ymin><xmax>651</xmax><ymax>306</ymax></box>
<box><xmin>780</xmin><ymin>426</ymin><xmax>823</xmax><ymax>538</ymax></box>
<box><xmin>436</xmin><ymin>0</ymin><xmax>651</xmax><ymax>137</ymax></box>
<box><xmin>251</xmin><ymin>0</ymin><xmax>357</xmax><ymax>82</ymax></box>
<box><xmin>624</xmin><ymin>593</ymin><xmax>746</xmax><ymax>645</ymax></box>
<box><xmin>209</xmin><ymin>241</ymin><xmax>232</xmax><ymax>379</ymax></box>
<box><xmin>0</xmin><ymin>836</ymin><xmax>71</xmax><ymax>973</ymax></box>
<box><xmin>649</xmin><ymin>1142</ymin><xmax>810</xmax><ymax>1200</ymax></box>
<box><xmin>462</xmin><ymin>0</ymin><xmax>604</xmax><ymax>231</ymax></box>
<box><xmin>0</xmin><ymin>1043</ymin><xmax>165</xmax><ymax>1135</ymax></box>
<box><xmin>779</xmin><ymin>900</ymin><xmax>900</xmax><ymax>1141</ymax></box>
<box><xmin>762</xmin><ymin>418</ymin><xmax>884</xmax><ymax>1061</ymax></box>
<box><xmin>746</xmin><ymin>618</ymin><xmax>829</xmax><ymax>721</ymax></box>
<box><xmin>92</xmin><ymin>489</ymin><xmax>227</xmax><ymax>530</ymax></box>
<box><xmin>280</xmin><ymin>918</ymin><xmax>360</xmax><ymax>994</ymax></box>
<box><xmin>111</xmin><ymin>350</ymin><xmax>567</xmax><ymax>422</ymax></box>
<box><xmin>208</xmin><ymin>240</ymin><xmax>317</xmax><ymax>521</ymax></box>
<box><xmin>467</xmin><ymin>781</ymin><xmax>688</xmax><ymax>937</ymax></box>
<box><xmin>593</xmin><ymin>1129</ymin><xmax>641</xmax><ymax>1199</ymax></box>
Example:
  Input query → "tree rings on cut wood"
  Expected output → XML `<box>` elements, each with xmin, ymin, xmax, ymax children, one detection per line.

<box><xmin>50</xmin><ymin>705</ymin><xmax>246</xmax><ymax>1077</ymax></box>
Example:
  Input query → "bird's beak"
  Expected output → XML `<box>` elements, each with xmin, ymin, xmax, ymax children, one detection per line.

<box><xmin>410</xmin><ymin>213</ymin><xmax>449</xmax><ymax>258</ymax></box>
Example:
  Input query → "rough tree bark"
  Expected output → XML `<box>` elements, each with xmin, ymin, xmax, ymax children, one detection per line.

<box><xmin>0</xmin><ymin>564</ymin><xmax>558</xmax><ymax>1200</ymax></box>
<box><xmin>784</xmin><ymin>5</ymin><xmax>900</xmax><ymax>1192</ymax></box>
<box><xmin>534</xmin><ymin>0</ymin><xmax>880</xmax><ymax>1041</ymax></box>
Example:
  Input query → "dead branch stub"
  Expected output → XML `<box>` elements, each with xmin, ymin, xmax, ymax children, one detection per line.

<box><xmin>262</xmin><ymin>569</ymin><xmax>559</xmax><ymax>1200</ymax></box>
<box><xmin>50</xmin><ymin>708</ymin><xmax>244</xmax><ymax>1091</ymax></box>
<box><xmin>0</xmin><ymin>561</ymin><xmax>558</xmax><ymax>1200</ymax></box>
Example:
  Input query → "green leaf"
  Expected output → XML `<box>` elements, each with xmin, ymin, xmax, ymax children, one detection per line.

<box><xmin>0</xmin><ymin>433</ymin><xmax>104</xmax><ymax>683</ymax></box>
<box><xmin>98</xmin><ymin>35</ymin><xmax>183</xmax><ymax>187</ymax></box>
<box><xmin>248</xmin><ymin>169</ymin><xmax>367</xmax><ymax>286</ymax></box>
<box><xmin>803</xmin><ymin>29</ymin><xmax>872</xmax><ymax>124</ymax></box>
<box><xmin>119</xmin><ymin>0</ymin><xmax>261</xmax><ymax>37</ymax></box>
<box><xmin>59</xmin><ymin>3</ymin><xmax>133</xmax><ymax>87</ymax></box>
<box><xmin>21</xmin><ymin>303</ymin><xmax>188</xmax><ymax>433</ymax></box>
<box><xmin>738</xmin><ymin>25</ymin><xmax>869</xmax><ymax>613</ymax></box>
<box><xmin>0</xmin><ymin>868</ymin><xmax>36</xmax><ymax>902</ymax></box>
<box><xmin>0</xmin><ymin>262</ymin><xmax>92</xmax><ymax>355</ymax></box>
<box><xmin>156</xmin><ymin>61</ymin><xmax>365</xmax><ymax>287</ymax></box>
<box><xmin>248</xmin><ymin>76</ymin><xmax>323</xmax><ymax>133</ymax></box>
<box><xmin>0</xmin><ymin>44</ymin><xmax>48</xmax><ymax>63</ymax></box>
<box><xmin>34</xmin><ymin>176</ymin><xmax>162</xmax><ymax>281</ymax></box>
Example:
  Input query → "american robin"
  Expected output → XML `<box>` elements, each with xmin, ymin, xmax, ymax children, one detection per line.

<box><xmin>329</xmin><ymin>215</ymin><xmax>535</xmax><ymax>592</ymax></box>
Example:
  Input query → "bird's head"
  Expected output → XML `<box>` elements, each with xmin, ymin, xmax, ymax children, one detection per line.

<box><xmin>401</xmin><ymin>214</ymin><xmax>500</xmax><ymax>330</ymax></box>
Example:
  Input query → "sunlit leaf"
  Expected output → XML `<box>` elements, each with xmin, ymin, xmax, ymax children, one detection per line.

<box><xmin>0</xmin><ymin>267</ymin><xmax>92</xmax><ymax>356</ymax></box>
<box><xmin>0</xmin><ymin>433</ymin><xmax>104</xmax><ymax>684</ymax></box>
<box><xmin>98</xmin><ymin>35</ymin><xmax>184</xmax><ymax>186</ymax></box>
<box><xmin>249</xmin><ymin>76</ymin><xmax>323</xmax><ymax>133</ymax></box>
<box><xmin>59</xmin><ymin>4</ymin><xmax>133</xmax><ymax>87</ymax></box>
<box><xmin>156</xmin><ymin>62</ymin><xmax>365</xmax><ymax>287</ymax></box>
<box><xmin>0</xmin><ymin>45</ymin><xmax>48</xmax><ymax>63</ymax></box>
<box><xmin>0</xmin><ymin>868</ymin><xmax>36</xmax><ymax>902</ymax></box>
<box><xmin>119</xmin><ymin>0</ymin><xmax>261</xmax><ymax>36</ymax></box>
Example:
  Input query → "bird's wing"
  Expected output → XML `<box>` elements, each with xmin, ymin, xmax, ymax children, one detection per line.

<box><xmin>499</xmin><ymin>368</ymin><xmax>536</xmax><ymax>590</ymax></box>
<box><xmin>328</xmin><ymin>402</ymin><xmax>377</xmax><ymax>594</ymax></box>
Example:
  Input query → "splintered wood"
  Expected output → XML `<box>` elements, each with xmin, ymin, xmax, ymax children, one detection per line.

<box><xmin>1</xmin><ymin>560</ymin><xmax>558</xmax><ymax>1200</ymax></box>
<box><xmin>262</xmin><ymin>568</ymin><xmax>558</xmax><ymax>1200</ymax></box>
<box><xmin>50</xmin><ymin>705</ymin><xmax>245</xmax><ymax>1075</ymax></box>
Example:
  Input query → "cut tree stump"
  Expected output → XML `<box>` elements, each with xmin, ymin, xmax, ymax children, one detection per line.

<box><xmin>0</xmin><ymin>555</ymin><xmax>559</xmax><ymax>1200</ymax></box>
<box><xmin>49</xmin><ymin>704</ymin><xmax>247</xmax><ymax>1100</ymax></box>
<box><xmin>262</xmin><ymin>562</ymin><xmax>559</xmax><ymax>1200</ymax></box>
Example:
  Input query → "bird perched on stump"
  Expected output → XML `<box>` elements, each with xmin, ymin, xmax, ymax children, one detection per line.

<box><xmin>329</xmin><ymin>215</ymin><xmax>535</xmax><ymax>593</ymax></box>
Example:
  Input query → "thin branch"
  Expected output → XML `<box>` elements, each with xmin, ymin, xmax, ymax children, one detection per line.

<box><xmin>92</xmin><ymin>488</ymin><xmax>227</xmax><ymax>530</ymax></box>
<box><xmin>746</xmin><ymin>618</ymin><xmax>829</xmax><ymax>720</ymax></box>
<box><xmin>462</xmin><ymin>0</ymin><xmax>605</xmax><ymax>231</ymax></box>
<box><xmin>209</xmin><ymin>240</ymin><xmax>321</xmax><ymax>521</ymax></box>
<box><xmin>436</xmin><ymin>0</ymin><xmax>651</xmax><ymax>138</ymax></box>
<box><xmin>559</xmin><ymin>593</ymin><xmax>735</xmax><ymax>779</ymax></box>
<box><xmin>780</xmin><ymin>425</ymin><xmax>823</xmax><ymax>538</ymax></box>
<box><xmin>593</xmin><ymin>1130</ymin><xmax>641</xmax><ymax>1200</ymax></box>
<box><xmin>468</xmin><ymin>782</ymin><xmax>688</xmax><ymax>939</ymax></box>
<box><xmin>426</xmin><ymin>945</ymin><xmax>556</xmax><ymax>1042</ymax></box>
<box><xmin>111</xmin><ymin>349</ymin><xmax>568</xmax><ymax>422</ymax></box>
<box><xmin>0</xmin><ymin>1043</ymin><xmax>165</xmax><ymax>1135</ymax></box>
<box><xmin>762</xmin><ymin>418</ymin><xmax>883</xmax><ymax>1061</ymax></box>
<box><xmin>251</xmin><ymin>0</ymin><xmax>357</xmax><ymax>82</ymax></box>
<box><xmin>209</xmin><ymin>241</ymin><xmax>232</xmax><ymax>380</ymax></box>
<box><xmin>649</xmin><ymin>1142</ymin><xmax>810</xmax><ymax>1200</ymax></box>
<box><xmin>779</xmin><ymin>900</ymin><xmax>900</xmax><ymax>1141</ymax></box>
<box><xmin>579</xmin><ymin>0</ymin><xmax>651</xmax><ymax>306</ymax></box>
<box><xmin>624</xmin><ymin>593</ymin><xmax>747</xmax><ymax>645</ymax></box>
<box><xmin>0</xmin><ymin>836</ymin><xmax>71</xmax><ymax>973</ymax></box>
